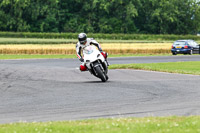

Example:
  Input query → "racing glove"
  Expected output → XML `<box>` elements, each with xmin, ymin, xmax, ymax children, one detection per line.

<box><xmin>101</xmin><ymin>51</ymin><xmax>107</xmax><ymax>59</ymax></box>
<box><xmin>79</xmin><ymin>58</ymin><xmax>84</xmax><ymax>62</ymax></box>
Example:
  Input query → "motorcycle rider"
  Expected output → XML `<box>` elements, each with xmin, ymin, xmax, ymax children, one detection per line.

<box><xmin>76</xmin><ymin>33</ymin><xmax>108</xmax><ymax>71</ymax></box>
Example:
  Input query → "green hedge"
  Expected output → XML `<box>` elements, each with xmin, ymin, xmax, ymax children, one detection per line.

<box><xmin>0</xmin><ymin>32</ymin><xmax>200</xmax><ymax>41</ymax></box>
<box><xmin>0</xmin><ymin>32</ymin><xmax>76</xmax><ymax>39</ymax></box>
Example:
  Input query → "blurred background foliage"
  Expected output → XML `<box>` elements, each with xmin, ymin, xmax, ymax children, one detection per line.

<box><xmin>0</xmin><ymin>0</ymin><xmax>200</xmax><ymax>34</ymax></box>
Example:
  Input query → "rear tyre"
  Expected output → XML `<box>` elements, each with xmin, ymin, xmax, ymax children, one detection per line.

<box><xmin>189</xmin><ymin>50</ymin><xmax>193</xmax><ymax>55</ymax></box>
<box><xmin>172</xmin><ymin>52</ymin><xmax>177</xmax><ymax>55</ymax></box>
<box><xmin>95</xmin><ymin>66</ymin><xmax>107</xmax><ymax>82</ymax></box>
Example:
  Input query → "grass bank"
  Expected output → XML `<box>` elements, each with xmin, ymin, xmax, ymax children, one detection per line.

<box><xmin>109</xmin><ymin>61</ymin><xmax>200</xmax><ymax>75</ymax></box>
<box><xmin>0</xmin><ymin>116</ymin><xmax>199</xmax><ymax>133</ymax></box>
<box><xmin>0</xmin><ymin>54</ymin><xmax>77</xmax><ymax>59</ymax></box>
<box><xmin>0</xmin><ymin>54</ymin><xmax>172</xmax><ymax>60</ymax></box>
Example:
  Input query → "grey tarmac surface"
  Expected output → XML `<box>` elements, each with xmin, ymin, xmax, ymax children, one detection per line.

<box><xmin>0</xmin><ymin>55</ymin><xmax>200</xmax><ymax>124</ymax></box>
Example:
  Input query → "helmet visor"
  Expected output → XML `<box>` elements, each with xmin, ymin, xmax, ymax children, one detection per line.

<box><xmin>80</xmin><ymin>40</ymin><xmax>86</xmax><ymax>44</ymax></box>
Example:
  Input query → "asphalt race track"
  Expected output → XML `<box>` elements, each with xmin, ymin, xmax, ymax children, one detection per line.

<box><xmin>0</xmin><ymin>55</ymin><xmax>200</xmax><ymax>124</ymax></box>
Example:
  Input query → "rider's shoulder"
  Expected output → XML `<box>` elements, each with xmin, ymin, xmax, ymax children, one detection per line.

<box><xmin>76</xmin><ymin>42</ymin><xmax>81</xmax><ymax>47</ymax></box>
<box><xmin>88</xmin><ymin>38</ymin><xmax>98</xmax><ymax>43</ymax></box>
<box><xmin>87</xmin><ymin>38</ymin><xmax>95</xmax><ymax>41</ymax></box>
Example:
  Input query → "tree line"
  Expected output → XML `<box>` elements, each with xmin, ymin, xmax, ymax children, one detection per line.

<box><xmin>0</xmin><ymin>0</ymin><xmax>200</xmax><ymax>34</ymax></box>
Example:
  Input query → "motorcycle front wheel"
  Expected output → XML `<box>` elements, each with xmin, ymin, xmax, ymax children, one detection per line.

<box><xmin>95</xmin><ymin>65</ymin><xmax>107</xmax><ymax>82</ymax></box>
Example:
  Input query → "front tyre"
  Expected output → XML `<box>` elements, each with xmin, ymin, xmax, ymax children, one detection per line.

<box><xmin>95</xmin><ymin>66</ymin><xmax>107</xmax><ymax>82</ymax></box>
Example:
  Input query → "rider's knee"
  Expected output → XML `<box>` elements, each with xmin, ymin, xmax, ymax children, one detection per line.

<box><xmin>80</xmin><ymin>65</ymin><xmax>87</xmax><ymax>71</ymax></box>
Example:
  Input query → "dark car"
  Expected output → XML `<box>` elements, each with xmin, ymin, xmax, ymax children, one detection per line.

<box><xmin>171</xmin><ymin>40</ymin><xmax>199</xmax><ymax>55</ymax></box>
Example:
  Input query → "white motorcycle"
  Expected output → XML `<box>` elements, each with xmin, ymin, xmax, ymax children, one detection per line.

<box><xmin>83</xmin><ymin>45</ymin><xmax>109</xmax><ymax>82</ymax></box>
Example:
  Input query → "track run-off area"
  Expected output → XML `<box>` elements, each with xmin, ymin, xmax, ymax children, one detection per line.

<box><xmin>0</xmin><ymin>55</ymin><xmax>200</xmax><ymax>124</ymax></box>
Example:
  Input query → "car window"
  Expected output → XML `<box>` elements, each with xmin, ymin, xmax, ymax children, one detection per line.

<box><xmin>188</xmin><ymin>41</ymin><xmax>192</xmax><ymax>46</ymax></box>
<box><xmin>173</xmin><ymin>41</ymin><xmax>186</xmax><ymax>45</ymax></box>
<box><xmin>192</xmin><ymin>41</ymin><xmax>196</xmax><ymax>46</ymax></box>
<box><xmin>189</xmin><ymin>41</ymin><xmax>198</xmax><ymax>47</ymax></box>
<box><xmin>193</xmin><ymin>41</ymin><xmax>198</xmax><ymax>46</ymax></box>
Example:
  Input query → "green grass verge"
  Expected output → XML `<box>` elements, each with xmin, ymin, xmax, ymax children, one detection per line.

<box><xmin>109</xmin><ymin>54</ymin><xmax>171</xmax><ymax>57</ymax></box>
<box><xmin>0</xmin><ymin>54</ymin><xmax>172</xmax><ymax>59</ymax></box>
<box><xmin>109</xmin><ymin>61</ymin><xmax>200</xmax><ymax>75</ymax></box>
<box><xmin>0</xmin><ymin>54</ymin><xmax>77</xmax><ymax>59</ymax></box>
<box><xmin>0</xmin><ymin>116</ymin><xmax>199</xmax><ymax>133</ymax></box>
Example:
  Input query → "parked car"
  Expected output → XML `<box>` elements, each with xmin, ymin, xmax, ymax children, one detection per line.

<box><xmin>171</xmin><ymin>40</ymin><xmax>199</xmax><ymax>55</ymax></box>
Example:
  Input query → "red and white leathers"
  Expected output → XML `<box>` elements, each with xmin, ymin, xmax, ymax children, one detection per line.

<box><xmin>76</xmin><ymin>38</ymin><xmax>107</xmax><ymax>71</ymax></box>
